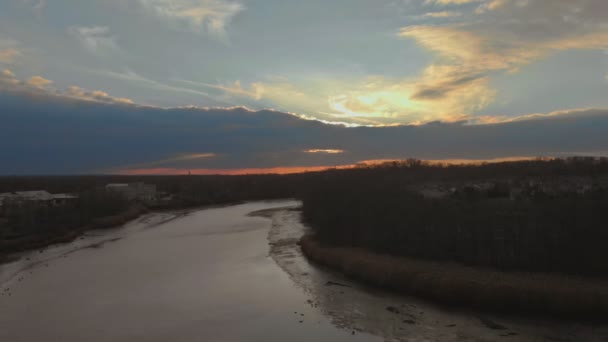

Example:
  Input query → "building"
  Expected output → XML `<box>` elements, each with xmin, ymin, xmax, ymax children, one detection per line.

<box><xmin>0</xmin><ymin>191</ymin><xmax>78</xmax><ymax>209</ymax></box>
<box><xmin>0</xmin><ymin>192</ymin><xmax>17</xmax><ymax>208</ymax></box>
<box><xmin>14</xmin><ymin>190</ymin><xmax>54</xmax><ymax>203</ymax></box>
<box><xmin>105</xmin><ymin>183</ymin><xmax>157</xmax><ymax>202</ymax></box>
<box><xmin>49</xmin><ymin>193</ymin><xmax>79</xmax><ymax>206</ymax></box>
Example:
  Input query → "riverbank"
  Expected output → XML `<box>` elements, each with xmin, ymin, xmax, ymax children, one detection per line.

<box><xmin>299</xmin><ymin>234</ymin><xmax>608</xmax><ymax>319</ymax></box>
<box><xmin>0</xmin><ymin>204</ymin><xmax>149</xmax><ymax>261</ymax></box>
<box><xmin>0</xmin><ymin>200</ymin><xmax>255</xmax><ymax>263</ymax></box>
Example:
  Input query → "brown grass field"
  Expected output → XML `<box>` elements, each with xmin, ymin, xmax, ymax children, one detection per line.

<box><xmin>300</xmin><ymin>234</ymin><xmax>608</xmax><ymax>319</ymax></box>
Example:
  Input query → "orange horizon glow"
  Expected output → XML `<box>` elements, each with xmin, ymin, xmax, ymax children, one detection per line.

<box><xmin>358</xmin><ymin>156</ymin><xmax>542</xmax><ymax>166</ymax></box>
<box><xmin>117</xmin><ymin>156</ymin><xmax>543</xmax><ymax>175</ymax></box>
<box><xmin>118</xmin><ymin>165</ymin><xmax>354</xmax><ymax>176</ymax></box>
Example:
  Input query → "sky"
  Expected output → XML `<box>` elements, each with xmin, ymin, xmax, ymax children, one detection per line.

<box><xmin>1</xmin><ymin>0</ymin><xmax>608</xmax><ymax>174</ymax></box>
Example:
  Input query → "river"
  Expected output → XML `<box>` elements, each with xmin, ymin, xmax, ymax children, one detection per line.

<box><xmin>0</xmin><ymin>201</ymin><xmax>606</xmax><ymax>341</ymax></box>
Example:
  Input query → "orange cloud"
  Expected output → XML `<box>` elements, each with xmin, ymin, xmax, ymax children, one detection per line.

<box><xmin>66</xmin><ymin>86</ymin><xmax>134</xmax><ymax>104</ymax></box>
<box><xmin>0</xmin><ymin>48</ymin><xmax>21</xmax><ymax>64</ymax></box>
<box><xmin>0</xmin><ymin>69</ymin><xmax>135</xmax><ymax>105</ymax></box>
<box><xmin>28</xmin><ymin>76</ymin><xmax>53</xmax><ymax>87</ymax></box>
<box><xmin>424</xmin><ymin>11</ymin><xmax>462</xmax><ymax>18</ymax></box>
<box><xmin>303</xmin><ymin>149</ymin><xmax>345</xmax><ymax>154</ymax></box>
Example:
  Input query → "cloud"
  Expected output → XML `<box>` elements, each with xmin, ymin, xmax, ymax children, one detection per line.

<box><xmin>0</xmin><ymin>49</ymin><xmax>21</xmax><ymax>64</ymax></box>
<box><xmin>4</xmin><ymin>0</ymin><xmax>607</xmax><ymax>128</ymax></box>
<box><xmin>0</xmin><ymin>69</ymin><xmax>19</xmax><ymax>85</ymax></box>
<box><xmin>424</xmin><ymin>0</ymin><xmax>483</xmax><ymax>5</ymax></box>
<box><xmin>410</xmin><ymin>72</ymin><xmax>484</xmax><ymax>100</ymax></box>
<box><xmin>115</xmin><ymin>153</ymin><xmax>216</xmax><ymax>170</ymax></box>
<box><xmin>177</xmin><ymin>79</ymin><xmax>263</xmax><ymax>100</ymax></box>
<box><xmin>138</xmin><ymin>0</ymin><xmax>244</xmax><ymax>38</ymax></box>
<box><xmin>19</xmin><ymin>0</ymin><xmax>46</xmax><ymax>11</ymax></box>
<box><xmin>34</xmin><ymin>0</ymin><xmax>45</xmax><ymax>10</ymax></box>
<box><xmin>388</xmin><ymin>0</ymin><xmax>608</xmax><ymax>123</ymax></box>
<box><xmin>82</xmin><ymin>68</ymin><xmax>216</xmax><ymax>101</ymax></box>
<box><xmin>68</xmin><ymin>26</ymin><xmax>121</xmax><ymax>56</ymax></box>
<box><xmin>469</xmin><ymin>0</ymin><xmax>608</xmax><ymax>43</ymax></box>
<box><xmin>424</xmin><ymin>11</ymin><xmax>462</xmax><ymax>18</ymax></box>
<box><xmin>66</xmin><ymin>86</ymin><xmax>134</xmax><ymax>105</ymax></box>
<box><xmin>198</xmin><ymin>0</ymin><xmax>602</xmax><ymax>126</ymax></box>
<box><xmin>198</xmin><ymin>74</ymin><xmax>492</xmax><ymax>126</ymax></box>
<box><xmin>0</xmin><ymin>38</ymin><xmax>22</xmax><ymax>64</ymax></box>
<box><xmin>304</xmin><ymin>149</ymin><xmax>345</xmax><ymax>154</ymax></box>
<box><xmin>1</xmin><ymin>87</ymin><xmax>608</xmax><ymax>174</ymax></box>
<box><xmin>0</xmin><ymin>69</ymin><xmax>134</xmax><ymax>105</ymax></box>
<box><xmin>398</xmin><ymin>25</ymin><xmax>541</xmax><ymax>71</ymax></box>
<box><xmin>474</xmin><ymin>0</ymin><xmax>508</xmax><ymax>13</ymax></box>
<box><xmin>27</xmin><ymin>76</ymin><xmax>52</xmax><ymax>87</ymax></box>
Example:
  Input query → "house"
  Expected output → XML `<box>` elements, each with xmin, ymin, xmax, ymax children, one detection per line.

<box><xmin>50</xmin><ymin>193</ymin><xmax>79</xmax><ymax>206</ymax></box>
<box><xmin>0</xmin><ymin>192</ymin><xmax>16</xmax><ymax>208</ymax></box>
<box><xmin>106</xmin><ymin>182</ymin><xmax>157</xmax><ymax>202</ymax></box>
<box><xmin>14</xmin><ymin>190</ymin><xmax>54</xmax><ymax>202</ymax></box>
<box><xmin>0</xmin><ymin>191</ymin><xmax>78</xmax><ymax>209</ymax></box>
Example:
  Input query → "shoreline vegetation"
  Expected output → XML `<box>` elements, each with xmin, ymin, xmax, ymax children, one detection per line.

<box><xmin>300</xmin><ymin>234</ymin><xmax>608</xmax><ymax>318</ymax></box>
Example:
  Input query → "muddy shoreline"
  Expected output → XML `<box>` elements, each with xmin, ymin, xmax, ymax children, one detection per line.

<box><xmin>263</xmin><ymin>207</ymin><xmax>608</xmax><ymax>341</ymax></box>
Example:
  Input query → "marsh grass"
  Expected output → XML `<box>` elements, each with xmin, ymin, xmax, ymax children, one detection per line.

<box><xmin>300</xmin><ymin>234</ymin><xmax>608</xmax><ymax>318</ymax></box>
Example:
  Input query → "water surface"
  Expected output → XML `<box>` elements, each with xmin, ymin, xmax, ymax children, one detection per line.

<box><xmin>0</xmin><ymin>201</ymin><xmax>377</xmax><ymax>342</ymax></box>
<box><xmin>1</xmin><ymin>201</ymin><xmax>606</xmax><ymax>342</ymax></box>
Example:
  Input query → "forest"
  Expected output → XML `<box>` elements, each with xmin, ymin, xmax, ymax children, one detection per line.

<box><xmin>302</xmin><ymin>157</ymin><xmax>608</xmax><ymax>277</ymax></box>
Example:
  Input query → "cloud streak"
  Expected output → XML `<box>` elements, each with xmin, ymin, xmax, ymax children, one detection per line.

<box><xmin>304</xmin><ymin>149</ymin><xmax>345</xmax><ymax>154</ymax></box>
<box><xmin>0</xmin><ymin>38</ymin><xmax>22</xmax><ymax>64</ymax></box>
<box><xmin>68</xmin><ymin>26</ymin><xmax>121</xmax><ymax>56</ymax></box>
<box><xmin>138</xmin><ymin>0</ymin><xmax>244</xmax><ymax>38</ymax></box>
<box><xmin>0</xmin><ymin>69</ymin><xmax>134</xmax><ymax>105</ymax></box>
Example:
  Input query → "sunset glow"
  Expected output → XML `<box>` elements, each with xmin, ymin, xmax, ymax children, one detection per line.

<box><xmin>120</xmin><ymin>165</ymin><xmax>354</xmax><ymax>176</ymax></box>
<box><xmin>1</xmin><ymin>0</ymin><xmax>607</xmax><ymax>174</ymax></box>
<box><xmin>118</xmin><ymin>157</ymin><xmax>550</xmax><ymax>175</ymax></box>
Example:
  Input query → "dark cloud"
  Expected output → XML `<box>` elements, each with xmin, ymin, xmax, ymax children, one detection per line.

<box><xmin>411</xmin><ymin>73</ymin><xmax>485</xmax><ymax>100</ymax></box>
<box><xmin>1</xmin><ymin>89</ymin><xmax>608</xmax><ymax>174</ymax></box>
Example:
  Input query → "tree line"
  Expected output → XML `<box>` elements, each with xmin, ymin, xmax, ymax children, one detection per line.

<box><xmin>302</xmin><ymin>157</ymin><xmax>608</xmax><ymax>277</ymax></box>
